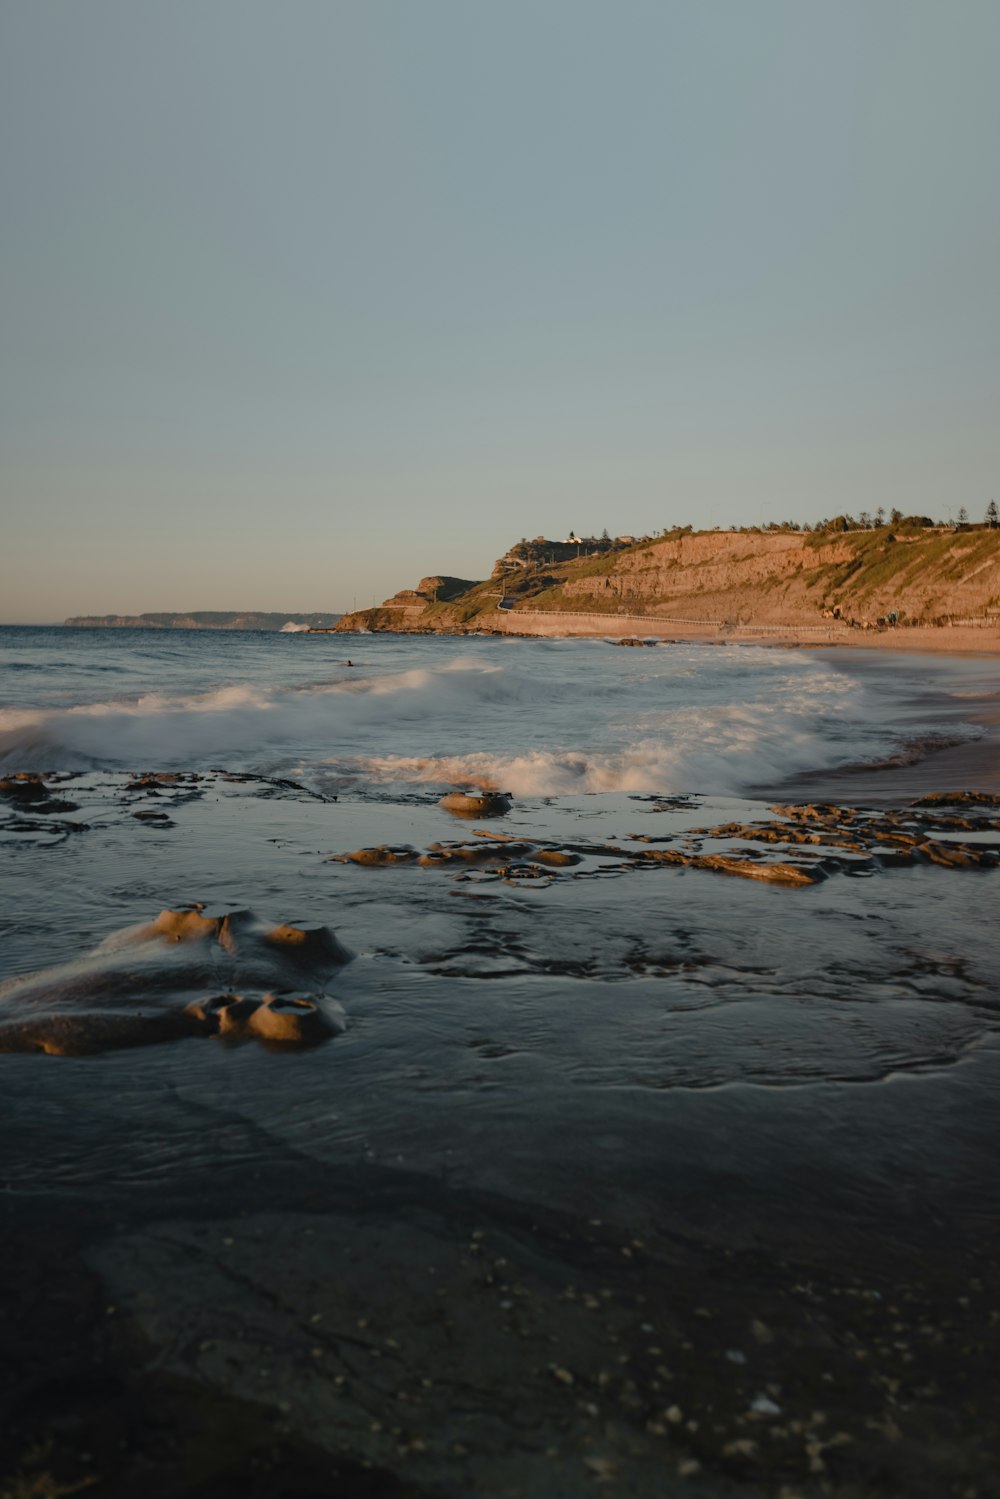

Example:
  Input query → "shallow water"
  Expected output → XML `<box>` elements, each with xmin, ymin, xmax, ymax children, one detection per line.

<box><xmin>2</xmin><ymin>764</ymin><xmax>998</xmax><ymax>1224</ymax></box>
<box><xmin>2</xmin><ymin>627</ymin><xmax>997</xmax><ymax>1211</ymax></box>
<box><xmin>2</xmin><ymin>627</ymin><xmax>1000</xmax><ymax>1495</ymax></box>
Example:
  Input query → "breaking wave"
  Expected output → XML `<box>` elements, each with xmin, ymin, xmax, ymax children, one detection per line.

<box><xmin>0</xmin><ymin>662</ymin><xmax>560</xmax><ymax>774</ymax></box>
<box><xmin>350</xmin><ymin>699</ymin><xmax>868</xmax><ymax>797</ymax></box>
<box><xmin>0</xmin><ymin>641</ymin><xmax>960</xmax><ymax>796</ymax></box>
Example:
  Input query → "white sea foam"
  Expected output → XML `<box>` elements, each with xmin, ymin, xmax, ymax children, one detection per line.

<box><xmin>350</xmin><ymin>701</ymin><xmax>860</xmax><ymax>797</ymax></box>
<box><xmin>0</xmin><ymin>661</ymin><xmax>559</xmax><ymax>772</ymax></box>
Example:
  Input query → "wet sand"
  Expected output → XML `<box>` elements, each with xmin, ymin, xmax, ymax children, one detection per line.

<box><xmin>762</xmin><ymin>649</ymin><xmax>1000</xmax><ymax>804</ymax></box>
<box><xmin>2</xmin><ymin>673</ymin><xmax>1000</xmax><ymax>1496</ymax></box>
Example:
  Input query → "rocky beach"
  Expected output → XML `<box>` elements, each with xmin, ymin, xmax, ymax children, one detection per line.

<box><xmin>6</xmin><ymin>0</ymin><xmax>1000</xmax><ymax>1488</ymax></box>
<box><xmin>2</xmin><ymin>625</ymin><xmax>999</xmax><ymax>1498</ymax></box>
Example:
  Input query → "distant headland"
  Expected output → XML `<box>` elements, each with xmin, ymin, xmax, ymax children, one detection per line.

<box><xmin>63</xmin><ymin>611</ymin><xmax>342</xmax><ymax>631</ymax></box>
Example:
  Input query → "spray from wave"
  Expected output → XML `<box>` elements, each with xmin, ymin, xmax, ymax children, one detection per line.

<box><xmin>0</xmin><ymin>661</ymin><xmax>562</xmax><ymax>773</ymax></box>
<box><xmin>348</xmin><ymin>700</ymin><xmax>867</xmax><ymax>797</ymax></box>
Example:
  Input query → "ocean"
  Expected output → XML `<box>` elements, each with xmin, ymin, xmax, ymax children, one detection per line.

<box><xmin>2</xmin><ymin>624</ymin><xmax>1000</xmax><ymax>1495</ymax></box>
<box><xmin>0</xmin><ymin>623</ymin><xmax>980</xmax><ymax>790</ymax></box>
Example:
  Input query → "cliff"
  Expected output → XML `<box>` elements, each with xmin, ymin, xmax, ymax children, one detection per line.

<box><xmin>64</xmin><ymin>611</ymin><xmax>342</xmax><ymax>631</ymax></box>
<box><xmin>335</xmin><ymin>525</ymin><xmax>1000</xmax><ymax>635</ymax></box>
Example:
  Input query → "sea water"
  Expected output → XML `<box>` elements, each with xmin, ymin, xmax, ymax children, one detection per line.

<box><xmin>2</xmin><ymin>624</ymin><xmax>996</xmax><ymax>1186</ymax></box>
<box><xmin>0</xmin><ymin>626</ymin><xmax>996</xmax><ymax>1214</ymax></box>
<box><xmin>0</xmin><ymin>624</ymin><xmax>978</xmax><ymax>791</ymax></box>
<box><xmin>3</xmin><ymin>624</ymin><xmax>1000</xmax><ymax>1492</ymax></box>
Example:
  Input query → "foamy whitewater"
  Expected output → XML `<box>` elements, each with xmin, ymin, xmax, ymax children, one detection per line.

<box><xmin>0</xmin><ymin>625</ymin><xmax>972</xmax><ymax>795</ymax></box>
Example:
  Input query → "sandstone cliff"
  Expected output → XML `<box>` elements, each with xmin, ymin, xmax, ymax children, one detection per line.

<box><xmin>336</xmin><ymin>526</ymin><xmax>1000</xmax><ymax>635</ymax></box>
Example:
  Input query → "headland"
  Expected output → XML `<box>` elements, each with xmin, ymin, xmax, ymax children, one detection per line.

<box><xmin>64</xmin><ymin>610</ymin><xmax>342</xmax><ymax>631</ymax></box>
<box><xmin>334</xmin><ymin>522</ymin><xmax>1000</xmax><ymax>655</ymax></box>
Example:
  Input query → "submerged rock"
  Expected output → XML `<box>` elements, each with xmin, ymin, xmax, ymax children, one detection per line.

<box><xmin>531</xmin><ymin>848</ymin><xmax>582</xmax><ymax>867</ymax></box>
<box><xmin>338</xmin><ymin>845</ymin><xmax>419</xmax><ymax>867</ymax></box>
<box><xmin>0</xmin><ymin>773</ymin><xmax>80</xmax><ymax>815</ymax></box>
<box><xmin>183</xmin><ymin>993</ymin><xmax>263</xmax><ymax>1036</ymax></box>
<box><xmin>0</xmin><ymin>904</ymin><xmax>351</xmax><ymax>1057</ymax></box>
<box><xmin>0</xmin><ymin>773</ymin><xmax>52</xmax><ymax>803</ymax></box>
<box><xmin>417</xmin><ymin>840</ymin><xmax>536</xmax><ymax>867</ymax></box>
<box><xmin>0</xmin><ymin>1009</ymin><xmax>203</xmax><ymax>1056</ymax></box>
<box><xmin>691</xmin><ymin>854</ymin><xmax>823</xmax><ymax>885</ymax></box>
<box><xmin>335</xmin><ymin>796</ymin><xmax>1000</xmax><ymax>893</ymax></box>
<box><xmin>249</xmin><ymin>993</ymin><xmax>345</xmax><ymax>1044</ymax></box>
<box><xmin>182</xmin><ymin>991</ymin><xmax>345</xmax><ymax>1044</ymax></box>
<box><xmin>264</xmin><ymin>920</ymin><xmax>351</xmax><ymax>965</ymax></box>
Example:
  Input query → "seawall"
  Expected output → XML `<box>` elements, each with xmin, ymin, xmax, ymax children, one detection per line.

<box><xmin>491</xmin><ymin>608</ymin><xmax>852</xmax><ymax>642</ymax></box>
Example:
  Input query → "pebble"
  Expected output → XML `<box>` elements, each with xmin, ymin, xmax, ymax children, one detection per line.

<box><xmin>584</xmin><ymin>1456</ymin><xmax>616</xmax><ymax>1480</ymax></box>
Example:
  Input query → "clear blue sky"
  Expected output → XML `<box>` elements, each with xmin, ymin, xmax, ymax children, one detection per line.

<box><xmin>2</xmin><ymin>0</ymin><xmax>998</xmax><ymax>621</ymax></box>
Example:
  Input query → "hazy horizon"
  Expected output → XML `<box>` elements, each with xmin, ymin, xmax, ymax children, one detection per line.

<box><xmin>3</xmin><ymin>0</ymin><xmax>998</xmax><ymax>623</ymax></box>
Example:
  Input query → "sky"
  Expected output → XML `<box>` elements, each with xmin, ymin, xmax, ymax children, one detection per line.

<box><xmin>1</xmin><ymin>0</ymin><xmax>998</xmax><ymax>621</ymax></box>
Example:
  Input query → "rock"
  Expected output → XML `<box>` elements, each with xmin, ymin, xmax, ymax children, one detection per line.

<box><xmin>127</xmin><ymin>772</ymin><xmax>203</xmax><ymax>789</ymax></box>
<box><xmin>499</xmin><ymin>862</ymin><xmax>553</xmax><ymax>885</ymax></box>
<box><xmin>264</xmin><ymin>922</ymin><xmax>351</xmax><ymax>965</ymax></box>
<box><xmin>0</xmin><ymin>773</ymin><xmax>79</xmax><ymax>814</ymax></box>
<box><xmin>339</xmin><ymin>845</ymin><xmax>418</xmax><ymax>866</ymax></box>
<box><xmin>916</xmin><ymin>841</ymin><xmax>982</xmax><ymax>869</ymax></box>
<box><xmin>0</xmin><ymin>906</ymin><xmax>352</xmax><ymax>1057</ymax></box>
<box><xmin>417</xmin><ymin>841</ymin><xmax>535</xmax><ymax>868</ymax></box>
<box><xmin>913</xmin><ymin>791</ymin><xmax>1000</xmax><ymax>807</ymax></box>
<box><xmin>439</xmin><ymin>792</ymin><xmax>512</xmax><ymax>818</ymax></box>
<box><xmin>146</xmin><ymin>904</ymin><xmax>253</xmax><ymax>945</ymax></box>
<box><xmin>693</xmin><ymin>855</ymin><xmax>823</xmax><ymax>885</ymax></box>
<box><xmin>0</xmin><ymin>773</ymin><xmax>51</xmax><ymax>802</ymax></box>
<box><xmin>247</xmin><ymin>993</ymin><xmax>344</xmax><ymax>1044</ymax></box>
<box><xmin>183</xmin><ymin>994</ymin><xmax>262</xmax><ymax>1036</ymax></box>
<box><xmin>336</xmin><ymin>799</ymin><xmax>1000</xmax><ymax>894</ymax></box>
<box><xmin>0</xmin><ymin>1009</ymin><xmax>202</xmax><ymax>1057</ymax></box>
